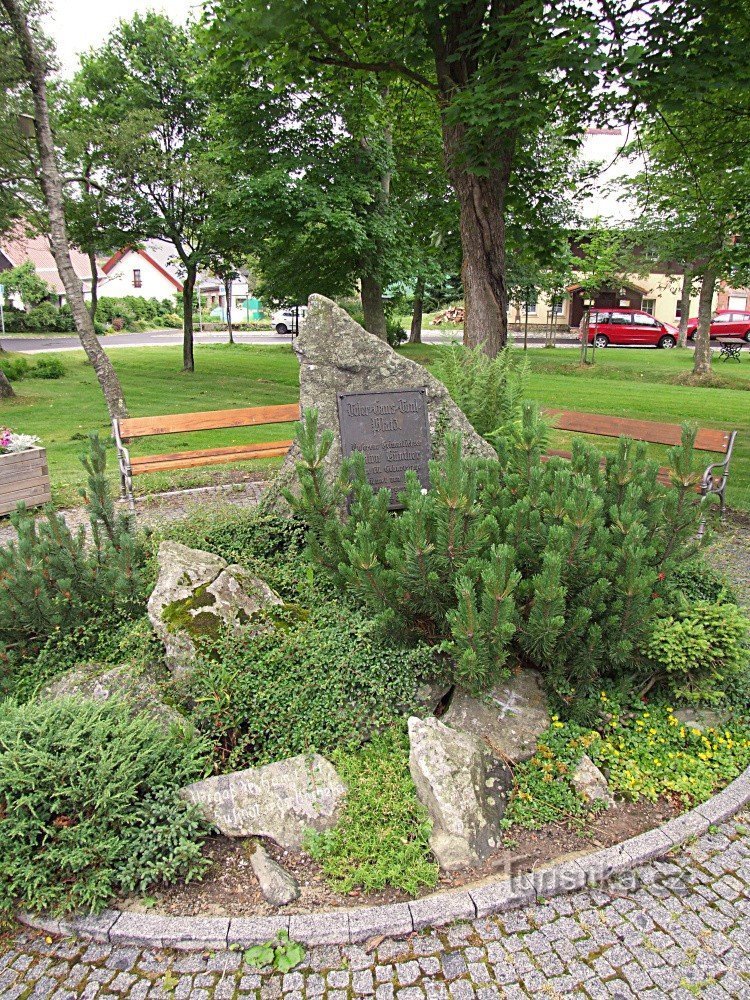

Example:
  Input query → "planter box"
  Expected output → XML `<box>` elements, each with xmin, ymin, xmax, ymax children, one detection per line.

<box><xmin>0</xmin><ymin>446</ymin><xmax>52</xmax><ymax>516</ymax></box>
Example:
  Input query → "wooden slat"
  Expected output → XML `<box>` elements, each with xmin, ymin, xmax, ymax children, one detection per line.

<box><xmin>131</xmin><ymin>440</ymin><xmax>293</xmax><ymax>469</ymax></box>
<box><xmin>131</xmin><ymin>444</ymin><xmax>292</xmax><ymax>476</ymax></box>
<box><xmin>0</xmin><ymin>483</ymin><xmax>51</xmax><ymax>515</ymax></box>
<box><xmin>544</xmin><ymin>409</ymin><xmax>731</xmax><ymax>453</ymax></box>
<box><xmin>0</xmin><ymin>458</ymin><xmax>47</xmax><ymax>486</ymax></box>
<box><xmin>119</xmin><ymin>404</ymin><xmax>301</xmax><ymax>439</ymax></box>
<box><xmin>0</xmin><ymin>446</ymin><xmax>46</xmax><ymax>468</ymax></box>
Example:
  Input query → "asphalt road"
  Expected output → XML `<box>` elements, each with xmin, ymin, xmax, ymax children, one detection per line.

<box><xmin>1</xmin><ymin>328</ymin><xmax>579</xmax><ymax>353</ymax></box>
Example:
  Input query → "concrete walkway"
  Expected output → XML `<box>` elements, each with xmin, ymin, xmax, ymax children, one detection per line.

<box><xmin>1</xmin><ymin>814</ymin><xmax>749</xmax><ymax>999</ymax></box>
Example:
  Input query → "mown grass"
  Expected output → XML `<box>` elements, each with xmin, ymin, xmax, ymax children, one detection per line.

<box><xmin>1</xmin><ymin>341</ymin><xmax>748</xmax><ymax>511</ymax></box>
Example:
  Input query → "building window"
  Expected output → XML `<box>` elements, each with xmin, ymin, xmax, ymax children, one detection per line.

<box><xmin>133</xmin><ymin>269</ymin><xmax>142</xmax><ymax>288</ymax></box>
<box><xmin>642</xmin><ymin>298</ymin><xmax>656</xmax><ymax>315</ymax></box>
<box><xmin>525</xmin><ymin>293</ymin><xmax>537</xmax><ymax>315</ymax></box>
<box><xmin>549</xmin><ymin>296</ymin><xmax>564</xmax><ymax>316</ymax></box>
<box><xmin>728</xmin><ymin>294</ymin><xmax>748</xmax><ymax>311</ymax></box>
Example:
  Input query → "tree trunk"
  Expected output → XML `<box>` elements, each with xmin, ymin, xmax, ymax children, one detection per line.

<box><xmin>677</xmin><ymin>268</ymin><xmax>692</xmax><ymax>348</ymax></box>
<box><xmin>2</xmin><ymin>0</ymin><xmax>128</xmax><ymax>421</ymax></box>
<box><xmin>409</xmin><ymin>277</ymin><xmax>425</xmax><ymax>344</ymax></box>
<box><xmin>692</xmin><ymin>269</ymin><xmax>716</xmax><ymax>376</ymax></box>
<box><xmin>443</xmin><ymin>123</ymin><xmax>510</xmax><ymax>358</ymax></box>
<box><xmin>87</xmin><ymin>248</ymin><xmax>99</xmax><ymax>323</ymax></box>
<box><xmin>224</xmin><ymin>276</ymin><xmax>234</xmax><ymax>344</ymax></box>
<box><xmin>360</xmin><ymin>273</ymin><xmax>387</xmax><ymax>340</ymax></box>
<box><xmin>182</xmin><ymin>265</ymin><xmax>196</xmax><ymax>371</ymax></box>
<box><xmin>0</xmin><ymin>370</ymin><xmax>15</xmax><ymax>398</ymax></box>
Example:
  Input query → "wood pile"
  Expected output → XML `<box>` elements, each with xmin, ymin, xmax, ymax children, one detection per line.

<box><xmin>433</xmin><ymin>306</ymin><xmax>465</xmax><ymax>324</ymax></box>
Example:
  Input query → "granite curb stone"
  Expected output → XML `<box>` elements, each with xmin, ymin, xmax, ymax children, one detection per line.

<box><xmin>17</xmin><ymin>766</ymin><xmax>750</xmax><ymax>949</ymax></box>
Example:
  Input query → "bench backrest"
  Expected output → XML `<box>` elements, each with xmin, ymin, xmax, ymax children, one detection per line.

<box><xmin>118</xmin><ymin>403</ymin><xmax>302</xmax><ymax>440</ymax></box>
<box><xmin>545</xmin><ymin>409</ymin><xmax>732</xmax><ymax>454</ymax></box>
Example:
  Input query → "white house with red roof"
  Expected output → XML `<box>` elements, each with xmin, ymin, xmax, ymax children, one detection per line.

<box><xmin>0</xmin><ymin>227</ymin><xmax>101</xmax><ymax>306</ymax></box>
<box><xmin>99</xmin><ymin>241</ymin><xmax>184</xmax><ymax>300</ymax></box>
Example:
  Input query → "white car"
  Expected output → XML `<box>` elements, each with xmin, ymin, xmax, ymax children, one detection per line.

<box><xmin>271</xmin><ymin>306</ymin><xmax>307</xmax><ymax>335</ymax></box>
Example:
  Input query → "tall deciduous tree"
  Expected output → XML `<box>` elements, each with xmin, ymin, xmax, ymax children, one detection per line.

<box><xmin>0</xmin><ymin>0</ymin><xmax>128</xmax><ymax>419</ymax></box>
<box><xmin>72</xmin><ymin>14</ymin><xmax>219</xmax><ymax>371</ymax></box>
<box><xmin>205</xmin><ymin>0</ymin><xmax>699</xmax><ymax>357</ymax></box>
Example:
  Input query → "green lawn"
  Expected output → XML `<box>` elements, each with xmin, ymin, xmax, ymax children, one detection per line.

<box><xmin>2</xmin><ymin>342</ymin><xmax>749</xmax><ymax>512</ymax></box>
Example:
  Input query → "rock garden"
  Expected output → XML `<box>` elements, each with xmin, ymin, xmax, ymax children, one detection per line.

<box><xmin>1</xmin><ymin>298</ymin><xmax>749</xmax><ymax>949</ymax></box>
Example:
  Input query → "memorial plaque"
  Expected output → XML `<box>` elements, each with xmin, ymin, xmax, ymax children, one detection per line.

<box><xmin>337</xmin><ymin>388</ymin><xmax>430</xmax><ymax>508</ymax></box>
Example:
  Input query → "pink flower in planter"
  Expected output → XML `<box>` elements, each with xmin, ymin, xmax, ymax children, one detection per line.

<box><xmin>0</xmin><ymin>428</ymin><xmax>41</xmax><ymax>454</ymax></box>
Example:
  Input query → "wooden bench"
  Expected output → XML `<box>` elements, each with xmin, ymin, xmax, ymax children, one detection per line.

<box><xmin>543</xmin><ymin>409</ymin><xmax>737</xmax><ymax>523</ymax></box>
<box><xmin>112</xmin><ymin>404</ymin><xmax>301</xmax><ymax>502</ymax></box>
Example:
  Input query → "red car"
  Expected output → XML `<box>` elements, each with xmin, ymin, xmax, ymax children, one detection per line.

<box><xmin>686</xmin><ymin>310</ymin><xmax>750</xmax><ymax>342</ymax></box>
<box><xmin>586</xmin><ymin>308</ymin><xmax>677</xmax><ymax>349</ymax></box>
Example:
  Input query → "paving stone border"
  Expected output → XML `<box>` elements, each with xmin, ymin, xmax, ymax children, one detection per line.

<box><xmin>19</xmin><ymin>763</ymin><xmax>750</xmax><ymax>951</ymax></box>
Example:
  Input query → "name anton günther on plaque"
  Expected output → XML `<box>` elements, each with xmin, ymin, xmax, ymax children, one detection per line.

<box><xmin>337</xmin><ymin>388</ymin><xmax>431</xmax><ymax>509</ymax></box>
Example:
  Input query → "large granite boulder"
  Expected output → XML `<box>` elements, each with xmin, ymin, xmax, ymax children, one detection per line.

<box><xmin>408</xmin><ymin>716</ymin><xmax>510</xmax><ymax>871</ymax></box>
<box><xmin>181</xmin><ymin>753</ymin><xmax>346</xmax><ymax>849</ymax></box>
<box><xmin>41</xmin><ymin>662</ymin><xmax>188</xmax><ymax>733</ymax></box>
<box><xmin>262</xmin><ymin>294</ymin><xmax>497</xmax><ymax>511</ymax></box>
<box><xmin>443</xmin><ymin>668</ymin><xmax>550</xmax><ymax>763</ymax></box>
<box><xmin>148</xmin><ymin>541</ymin><xmax>282</xmax><ymax>677</ymax></box>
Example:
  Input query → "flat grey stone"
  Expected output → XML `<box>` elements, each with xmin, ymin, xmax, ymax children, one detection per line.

<box><xmin>469</xmin><ymin>877</ymin><xmax>535</xmax><ymax>918</ymax></box>
<box><xmin>442</xmin><ymin>669</ymin><xmax>550</xmax><ymax>763</ymax></box>
<box><xmin>261</xmin><ymin>294</ymin><xmax>496</xmax><ymax>514</ymax></box>
<box><xmin>578</xmin><ymin>844</ymin><xmax>632</xmax><ymax>886</ymax></box>
<box><xmin>110</xmin><ymin>913</ymin><xmax>228</xmax><ymax>950</ymax></box>
<box><xmin>659</xmin><ymin>810</ymin><xmax>711</xmax><ymax>847</ymax></box>
<box><xmin>674</xmin><ymin>708</ymin><xmax>726</xmax><ymax>732</ymax></box>
<box><xmin>696</xmin><ymin>777</ymin><xmax>750</xmax><ymax>825</ymax></box>
<box><xmin>63</xmin><ymin>910</ymin><xmax>120</xmax><ymax>943</ymax></box>
<box><xmin>41</xmin><ymin>663</ymin><xmax>188</xmax><ymax>734</ymax></box>
<box><xmin>530</xmin><ymin>860</ymin><xmax>587</xmax><ymax>901</ymax></box>
<box><xmin>181</xmin><ymin>752</ymin><xmax>346</xmax><ymax>847</ymax></box>
<box><xmin>288</xmin><ymin>911</ymin><xmax>350</xmax><ymax>945</ymax></box>
<box><xmin>227</xmin><ymin>916</ymin><xmax>290</xmax><ymax>946</ymax></box>
<box><xmin>408</xmin><ymin>893</ymin><xmax>476</xmax><ymax>931</ymax></box>
<box><xmin>622</xmin><ymin>828</ymin><xmax>672</xmax><ymax>864</ymax></box>
<box><xmin>349</xmin><ymin>904</ymin><xmax>414</xmax><ymax>943</ymax></box>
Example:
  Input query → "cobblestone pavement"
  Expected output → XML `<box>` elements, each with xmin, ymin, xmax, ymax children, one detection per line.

<box><xmin>3</xmin><ymin>814</ymin><xmax>750</xmax><ymax>999</ymax></box>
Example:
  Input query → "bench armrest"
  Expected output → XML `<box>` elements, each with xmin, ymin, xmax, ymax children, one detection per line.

<box><xmin>111</xmin><ymin>419</ymin><xmax>133</xmax><ymax>501</ymax></box>
<box><xmin>700</xmin><ymin>431</ymin><xmax>737</xmax><ymax>497</ymax></box>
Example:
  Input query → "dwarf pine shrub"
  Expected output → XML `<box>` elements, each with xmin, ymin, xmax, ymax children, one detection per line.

<box><xmin>287</xmin><ymin>406</ymin><xmax>705</xmax><ymax>701</ymax></box>
<box><xmin>0</xmin><ymin>697</ymin><xmax>210</xmax><ymax>914</ymax></box>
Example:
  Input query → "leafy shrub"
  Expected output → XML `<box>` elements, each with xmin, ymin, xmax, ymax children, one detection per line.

<box><xmin>503</xmin><ymin>721</ymin><xmax>602</xmax><ymax>829</ymax></box>
<box><xmin>163</xmin><ymin>312</ymin><xmax>183</xmax><ymax>328</ymax></box>
<box><xmin>642</xmin><ymin>601</ymin><xmax>749</xmax><ymax>704</ymax></box>
<box><xmin>588</xmin><ymin>703</ymin><xmax>750</xmax><ymax>806</ymax></box>
<box><xmin>184</xmin><ymin>605</ymin><xmax>435</xmax><ymax>770</ymax></box>
<box><xmin>29</xmin><ymin>356</ymin><xmax>65</xmax><ymax>380</ymax></box>
<box><xmin>435</xmin><ymin>344</ymin><xmax>530</xmax><ymax>438</ymax></box>
<box><xmin>0</xmin><ymin>697</ymin><xmax>210</xmax><ymax>914</ymax></box>
<box><xmin>288</xmin><ymin>407</ymin><xmax>704</xmax><ymax>702</ymax></box>
<box><xmin>665</xmin><ymin>557</ymin><xmax>736</xmax><ymax>605</ymax></box>
<box><xmin>0</xmin><ymin>435</ymin><xmax>143</xmax><ymax>661</ymax></box>
<box><xmin>0</xmin><ymin>357</ymin><xmax>30</xmax><ymax>381</ymax></box>
<box><xmin>305</xmin><ymin>729</ymin><xmax>438</xmax><ymax>894</ymax></box>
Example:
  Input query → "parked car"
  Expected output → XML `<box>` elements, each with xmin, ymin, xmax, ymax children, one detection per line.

<box><xmin>584</xmin><ymin>308</ymin><xmax>678</xmax><ymax>349</ymax></box>
<box><xmin>271</xmin><ymin>306</ymin><xmax>307</xmax><ymax>335</ymax></box>
<box><xmin>686</xmin><ymin>310</ymin><xmax>750</xmax><ymax>342</ymax></box>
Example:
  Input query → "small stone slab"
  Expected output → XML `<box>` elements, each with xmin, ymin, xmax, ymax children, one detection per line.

<box><xmin>349</xmin><ymin>903</ymin><xmax>413</xmax><ymax>942</ymax></box>
<box><xmin>469</xmin><ymin>877</ymin><xmax>535</xmax><ymax>918</ymax></box>
<box><xmin>622</xmin><ymin>828</ymin><xmax>673</xmax><ymax>865</ymax></box>
<box><xmin>571</xmin><ymin>754</ymin><xmax>614</xmax><ymax>808</ymax></box>
<box><xmin>111</xmin><ymin>913</ymin><xmax>229</xmax><ymax>950</ymax></box>
<box><xmin>181</xmin><ymin>752</ymin><xmax>346</xmax><ymax>848</ymax></box>
<box><xmin>249</xmin><ymin>842</ymin><xmax>300</xmax><ymax>906</ymax></box>
<box><xmin>443</xmin><ymin>669</ymin><xmax>550</xmax><ymax>763</ymax></box>
<box><xmin>228</xmin><ymin>916</ymin><xmax>290</xmax><ymax>946</ymax></box>
<box><xmin>408</xmin><ymin>892</ymin><xmax>476</xmax><ymax>931</ymax></box>
<box><xmin>530</xmin><ymin>859</ymin><xmax>587</xmax><ymax>901</ymax></box>
<box><xmin>289</xmin><ymin>911</ymin><xmax>350</xmax><ymax>945</ymax></box>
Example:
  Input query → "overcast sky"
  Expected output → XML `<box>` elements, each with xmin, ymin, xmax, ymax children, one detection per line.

<box><xmin>43</xmin><ymin>0</ymin><xmax>198</xmax><ymax>76</ymax></box>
